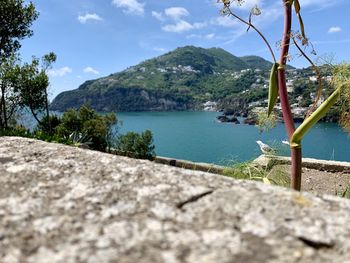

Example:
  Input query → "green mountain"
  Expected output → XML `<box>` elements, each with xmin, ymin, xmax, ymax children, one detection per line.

<box><xmin>50</xmin><ymin>46</ymin><xmax>290</xmax><ymax>112</ymax></box>
<box><xmin>241</xmin><ymin>56</ymin><xmax>274</xmax><ymax>69</ymax></box>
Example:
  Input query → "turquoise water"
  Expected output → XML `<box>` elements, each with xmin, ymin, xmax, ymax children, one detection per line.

<box><xmin>19</xmin><ymin>110</ymin><xmax>350</xmax><ymax>165</ymax></box>
<box><xmin>116</xmin><ymin>111</ymin><xmax>350</xmax><ymax>165</ymax></box>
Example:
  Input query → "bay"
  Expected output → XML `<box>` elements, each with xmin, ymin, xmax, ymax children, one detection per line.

<box><xmin>19</xmin><ymin>110</ymin><xmax>350</xmax><ymax>165</ymax></box>
<box><xmin>116</xmin><ymin>111</ymin><xmax>350</xmax><ymax>165</ymax></box>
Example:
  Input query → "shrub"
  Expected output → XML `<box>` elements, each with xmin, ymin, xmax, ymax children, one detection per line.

<box><xmin>0</xmin><ymin>125</ymin><xmax>31</xmax><ymax>137</ymax></box>
<box><xmin>36</xmin><ymin>114</ymin><xmax>62</xmax><ymax>135</ymax></box>
<box><xmin>224</xmin><ymin>162</ymin><xmax>290</xmax><ymax>187</ymax></box>
<box><xmin>116</xmin><ymin>130</ymin><xmax>155</xmax><ymax>160</ymax></box>
<box><xmin>56</xmin><ymin>105</ymin><xmax>117</xmax><ymax>151</ymax></box>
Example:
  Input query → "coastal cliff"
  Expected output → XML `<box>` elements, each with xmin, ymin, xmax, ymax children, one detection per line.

<box><xmin>50</xmin><ymin>46</ymin><xmax>277</xmax><ymax>112</ymax></box>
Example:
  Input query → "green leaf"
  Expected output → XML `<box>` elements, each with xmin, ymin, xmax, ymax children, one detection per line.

<box><xmin>294</xmin><ymin>0</ymin><xmax>300</xmax><ymax>13</ymax></box>
<box><xmin>291</xmin><ymin>88</ymin><xmax>341</xmax><ymax>148</ymax></box>
<box><xmin>294</xmin><ymin>0</ymin><xmax>307</xmax><ymax>44</ymax></box>
<box><xmin>297</xmin><ymin>14</ymin><xmax>306</xmax><ymax>42</ymax></box>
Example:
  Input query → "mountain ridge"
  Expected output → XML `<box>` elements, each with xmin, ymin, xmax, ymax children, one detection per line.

<box><xmin>50</xmin><ymin>46</ymin><xmax>294</xmax><ymax>112</ymax></box>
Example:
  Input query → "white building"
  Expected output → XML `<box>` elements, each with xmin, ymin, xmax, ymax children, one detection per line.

<box><xmin>286</xmin><ymin>82</ymin><xmax>294</xmax><ymax>93</ymax></box>
<box><xmin>309</xmin><ymin>76</ymin><xmax>318</xmax><ymax>82</ymax></box>
<box><xmin>203</xmin><ymin>101</ymin><xmax>217</xmax><ymax>111</ymax></box>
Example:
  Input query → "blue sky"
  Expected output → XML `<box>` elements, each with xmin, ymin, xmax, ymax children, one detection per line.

<box><xmin>20</xmin><ymin>0</ymin><xmax>350</xmax><ymax>99</ymax></box>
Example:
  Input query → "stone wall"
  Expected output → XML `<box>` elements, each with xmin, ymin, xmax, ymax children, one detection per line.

<box><xmin>0</xmin><ymin>137</ymin><xmax>350</xmax><ymax>263</ymax></box>
<box><xmin>254</xmin><ymin>155</ymin><xmax>350</xmax><ymax>173</ymax></box>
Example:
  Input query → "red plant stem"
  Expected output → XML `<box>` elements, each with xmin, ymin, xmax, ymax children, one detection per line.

<box><xmin>278</xmin><ymin>71</ymin><xmax>295</xmax><ymax>138</ymax></box>
<box><xmin>291</xmin><ymin>147</ymin><xmax>302</xmax><ymax>189</ymax></box>
<box><xmin>278</xmin><ymin>0</ymin><xmax>302</xmax><ymax>191</ymax></box>
<box><xmin>278</xmin><ymin>1</ymin><xmax>295</xmax><ymax>138</ymax></box>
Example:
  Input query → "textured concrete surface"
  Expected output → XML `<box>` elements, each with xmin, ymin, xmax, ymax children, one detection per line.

<box><xmin>154</xmin><ymin>156</ymin><xmax>225</xmax><ymax>174</ymax></box>
<box><xmin>1</xmin><ymin>137</ymin><xmax>350</xmax><ymax>263</ymax></box>
<box><xmin>254</xmin><ymin>155</ymin><xmax>350</xmax><ymax>173</ymax></box>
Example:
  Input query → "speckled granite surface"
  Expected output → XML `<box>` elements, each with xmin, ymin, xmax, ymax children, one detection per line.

<box><xmin>1</xmin><ymin>137</ymin><xmax>350</xmax><ymax>263</ymax></box>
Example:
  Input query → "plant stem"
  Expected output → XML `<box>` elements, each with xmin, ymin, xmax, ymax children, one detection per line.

<box><xmin>226</xmin><ymin>7</ymin><xmax>276</xmax><ymax>63</ymax></box>
<box><xmin>44</xmin><ymin>88</ymin><xmax>51</xmax><ymax>132</ymax></box>
<box><xmin>278</xmin><ymin>0</ymin><xmax>301</xmax><ymax>190</ymax></box>
<box><xmin>278</xmin><ymin>2</ymin><xmax>295</xmax><ymax>138</ymax></box>
<box><xmin>291</xmin><ymin>147</ymin><xmax>302</xmax><ymax>189</ymax></box>
<box><xmin>292</xmin><ymin>37</ymin><xmax>323</xmax><ymax>117</ymax></box>
<box><xmin>278</xmin><ymin>70</ymin><xmax>295</xmax><ymax>138</ymax></box>
<box><xmin>1</xmin><ymin>82</ymin><xmax>8</xmax><ymax>129</ymax></box>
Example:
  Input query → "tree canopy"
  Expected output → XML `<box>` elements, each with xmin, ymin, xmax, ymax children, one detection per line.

<box><xmin>0</xmin><ymin>0</ymin><xmax>38</xmax><ymax>62</ymax></box>
<box><xmin>0</xmin><ymin>0</ymin><xmax>39</xmax><ymax>129</ymax></box>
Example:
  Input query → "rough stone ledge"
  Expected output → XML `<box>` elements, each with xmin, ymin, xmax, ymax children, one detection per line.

<box><xmin>1</xmin><ymin>137</ymin><xmax>350</xmax><ymax>263</ymax></box>
<box><xmin>253</xmin><ymin>154</ymin><xmax>350</xmax><ymax>173</ymax></box>
<box><xmin>154</xmin><ymin>156</ymin><xmax>225</xmax><ymax>174</ymax></box>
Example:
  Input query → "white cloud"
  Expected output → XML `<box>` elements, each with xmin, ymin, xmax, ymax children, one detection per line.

<box><xmin>253</xmin><ymin>3</ymin><xmax>281</xmax><ymax>25</ymax></box>
<box><xmin>208</xmin><ymin>1</ymin><xmax>283</xmax><ymax>46</ymax></box>
<box><xmin>164</xmin><ymin>7</ymin><xmax>189</xmax><ymax>20</ymax></box>
<box><xmin>154</xmin><ymin>6</ymin><xmax>206</xmax><ymax>33</ymax></box>
<box><xmin>112</xmin><ymin>0</ymin><xmax>145</xmax><ymax>16</ymax></box>
<box><xmin>161</xmin><ymin>20</ymin><xmax>206</xmax><ymax>33</ymax></box>
<box><xmin>78</xmin><ymin>13</ymin><xmax>103</xmax><ymax>24</ymax></box>
<box><xmin>153</xmin><ymin>47</ymin><xmax>167</xmax><ymax>52</ymax></box>
<box><xmin>151</xmin><ymin>11</ymin><xmax>164</xmax><ymax>21</ymax></box>
<box><xmin>328</xmin><ymin>26</ymin><xmax>342</xmax><ymax>33</ymax></box>
<box><xmin>187</xmin><ymin>33</ymin><xmax>217</xmax><ymax>40</ymax></box>
<box><xmin>193</xmin><ymin>22</ymin><xmax>207</xmax><ymax>29</ymax></box>
<box><xmin>84</xmin><ymin>67</ymin><xmax>100</xmax><ymax>75</ymax></box>
<box><xmin>211</xmin><ymin>16</ymin><xmax>238</xmax><ymax>27</ymax></box>
<box><xmin>47</xmin><ymin>67</ymin><xmax>72</xmax><ymax>77</ymax></box>
<box><xmin>205</xmin><ymin>33</ymin><xmax>215</xmax><ymax>39</ymax></box>
<box><xmin>162</xmin><ymin>20</ymin><xmax>194</xmax><ymax>33</ymax></box>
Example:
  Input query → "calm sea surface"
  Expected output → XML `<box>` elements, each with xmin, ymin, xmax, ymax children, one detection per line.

<box><xmin>116</xmin><ymin>111</ymin><xmax>350</xmax><ymax>165</ymax></box>
<box><xmin>20</xmin><ymin>111</ymin><xmax>350</xmax><ymax>165</ymax></box>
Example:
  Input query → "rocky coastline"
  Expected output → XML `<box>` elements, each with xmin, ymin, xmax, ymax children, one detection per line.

<box><xmin>216</xmin><ymin>107</ymin><xmax>339</xmax><ymax>125</ymax></box>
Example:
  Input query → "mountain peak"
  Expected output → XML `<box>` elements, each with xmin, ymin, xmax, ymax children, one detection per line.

<box><xmin>51</xmin><ymin>46</ymin><xmax>279</xmax><ymax>112</ymax></box>
<box><xmin>142</xmin><ymin>45</ymin><xmax>271</xmax><ymax>73</ymax></box>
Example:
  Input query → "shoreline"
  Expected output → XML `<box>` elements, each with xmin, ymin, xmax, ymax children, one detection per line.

<box><xmin>50</xmin><ymin>109</ymin><xmax>339</xmax><ymax>124</ymax></box>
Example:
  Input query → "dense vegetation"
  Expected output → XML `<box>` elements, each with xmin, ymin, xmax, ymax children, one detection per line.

<box><xmin>116</xmin><ymin>130</ymin><xmax>156</xmax><ymax>160</ymax></box>
<box><xmin>0</xmin><ymin>0</ymin><xmax>39</xmax><ymax>129</ymax></box>
<box><xmin>1</xmin><ymin>105</ymin><xmax>156</xmax><ymax>160</ymax></box>
<box><xmin>50</xmin><ymin>45</ymin><xmax>339</xmax><ymax>122</ymax></box>
<box><xmin>50</xmin><ymin>46</ymin><xmax>282</xmax><ymax>112</ymax></box>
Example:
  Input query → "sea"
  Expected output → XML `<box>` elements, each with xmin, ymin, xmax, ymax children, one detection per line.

<box><xmin>116</xmin><ymin>111</ymin><xmax>350</xmax><ymax>165</ymax></box>
<box><xmin>20</xmin><ymin>110</ymin><xmax>350</xmax><ymax>165</ymax></box>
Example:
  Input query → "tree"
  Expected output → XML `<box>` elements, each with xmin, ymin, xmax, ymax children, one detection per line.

<box><xmin>55</xmin><ymin>105</ymin><xmax>118</xmax><ymax>151</ymax></box>
<box><xmin>17</xmin><ymin>56</ymin><xmax>50</xmax><ymax>125</ymax></box>
<box><xmin>333</xmin><ymin>64</ymin><xmax>350</xmax><ymax>133</ymax></box>
<box><xmin>116</xmin><ymin>130</ymin><xmax>156</xmax><ymax>160</ymax></box>
<box><xmin>36</xmin><ymin>114</ymin><xmax>62</xmax><ymax>135</ymax></box>
<box><xmin>0</xmin><ymin>0</ymin><xmax>38</xmax><ymax>61</ymax></box>
<box><xmin>0</xmin><ymin>54</ymin><xmax>21</xmax><ymax>128</ymax></box>
<box><xmin>0</xmin><ymin>0</ymin><xmax>38</xmax><ymax>129</ymax></box>
<box><xmin>217</xmin><ymin>0</ymin><xmax>345</xmax><ymax>190</ymax></box>
<box><xmin>0</xmin><ymin>54</ymin><xmax>51</xmax><ymax>129</ymax></box>
<box><xmin>41</xmin><ymin>53</ymin><xmax>57</xmax><ymax>132</ymax></box>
